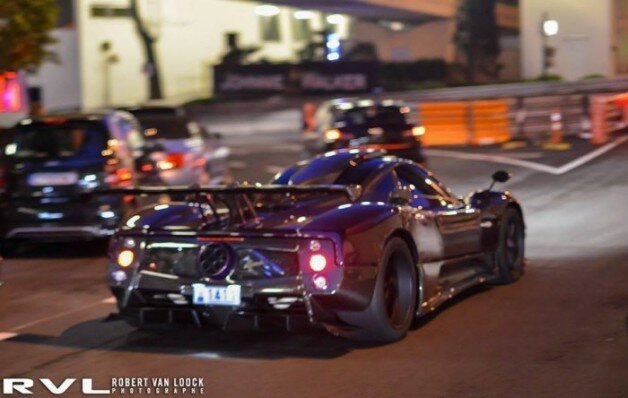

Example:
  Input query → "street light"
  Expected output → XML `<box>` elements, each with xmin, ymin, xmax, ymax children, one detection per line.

<box><xmin>541</xmin><ymin>13</ymin><xmax>559</xmax><ymax>76</ymax></box>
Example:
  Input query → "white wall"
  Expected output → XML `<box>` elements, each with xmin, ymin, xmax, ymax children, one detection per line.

<box><xmin>351</xmin><ymin>19</ymin><xmax>456</xmax><ymax>62</ymax></box>
<box><xmin>27</xmin><ymin>28</ymin><xmax>82</xmax><ymax>112</ymax></box>
<box><xmin>521</xmin><ymin>0</ymin><xmax>613</xmax><ymax>80</ymax></box>
<box><xmin>77</xmin><ymin>0</ymin><xmax>329</xmax><ymax>109</ymax></box>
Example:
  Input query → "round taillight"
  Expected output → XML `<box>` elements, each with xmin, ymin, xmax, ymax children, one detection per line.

<box><xmin>117</xmin><ymin>250</ymin><xmax>135</xmax><ymax>268</ymax></box>
<box><xmin>309</xmin><ymin>254</ymin><xmax>327</xmax><ymax>272</ymax></box>
<box><xmin>313</xmin><ymin>275</ymin><xmax>328</xmax><ymax>290</ymax></box>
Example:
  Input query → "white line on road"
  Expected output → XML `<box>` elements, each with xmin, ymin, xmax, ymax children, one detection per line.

<box><xmin>554</xmin><ymin>136</ymin><xmax>628</xmax><ymax>174</ymax></box>
<box><xmin>426</xmin><ymin>136</ymin><xmax>628</xmax><ymax>175</ymax></box>
<box><xmin>426</xmin><ymin>149</ymin><xmax>560</xmax><ymax>174</ymax></box>
<box><xmin>0</xmin><ymin>332</ymin><xmax>18</xmax><ymax>341</ymax></box>
<box><xmin>8</xmin><ymin>297</ymin><xmax>113</xmax><ymax>332</ymax></box>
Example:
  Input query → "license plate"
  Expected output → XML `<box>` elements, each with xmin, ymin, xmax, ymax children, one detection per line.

<box><xmin>28</xmin><ymin>172</ymin><xmax>79</xmax><ymax>186</ymax></box>
<box><xmin>192</xmin><ymin>284</ymin><xmax>241</xmax><ymax>306</ymax></box>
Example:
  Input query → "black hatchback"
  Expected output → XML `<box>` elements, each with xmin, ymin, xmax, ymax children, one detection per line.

<box><xmin>0</xmin><ymin>111</ymin><xmax>157</xmax><ymax>252</ymax></box>
<box><xmin>302</xmin><ymin>99</ymin><xmax>427</xmax><ymax>165</ymax></box>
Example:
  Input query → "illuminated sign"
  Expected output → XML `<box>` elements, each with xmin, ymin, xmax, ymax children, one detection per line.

<box><xmin>0</xmin><ymin>72</ymin><xmax>24</xmax><ymax>113</ymax></box>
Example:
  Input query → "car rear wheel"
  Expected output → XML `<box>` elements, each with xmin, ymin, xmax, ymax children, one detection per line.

<box><xmin>341</xmin><ymin>237</ymin><xmax>417</xmax><ymax>343</ymax></box>
<box><xmin>492</xmin><ymin>208</ymin><xmax>525</xmax><ymax>284</ymax></box>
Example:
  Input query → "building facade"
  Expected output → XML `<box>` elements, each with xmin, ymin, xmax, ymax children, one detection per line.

<box><xmin>31</xmin><ymin>0</ymin><xmax>520</xmax><ymax>112</ymax></box>
<box><xmin>520</xmin><ymin>0</ymin><xmax>628</xmax><ymax>80</ymax></box>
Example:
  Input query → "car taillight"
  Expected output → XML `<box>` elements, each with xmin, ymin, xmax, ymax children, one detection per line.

<box><xmin>157</xmin><ymin>153</ymin><xmax>185</xmax><ymax>171</ymax></box>
<box><xmin>0</xmin><ymin>164</ymin><xmax>6</xmax><ymax>188</ymax></box>
<box><xmin>103</xmin><ymin>159</ymin><xmax>133</xmax><ymax>187</ymax></box>
<box><xmin>403</xmin><ymin>126</ymin><xmax>426</xmax><ymax>139</ymax></box>
<box><xmin>309</xmin><ymin>253</ymin><xmax>327</xmax><ymax>272</ymax></box>
<box><xmin>117</xmin><ymin>249</ymin><xmax>135</xmax><ymax>268</ymax></box>
<box><xmin>324</xmin><ymin>129</ymin><xmax>342</xmax><ymax>142</ymax></box>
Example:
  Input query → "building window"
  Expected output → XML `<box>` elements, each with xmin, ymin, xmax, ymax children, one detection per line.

<box><xmin>260</xmin><ymin>14</ymin><xmax>281</xmax><ymax>42</ymax></box>
<box><xmin>292</xmin><ymin>16</ymin><xmax>312</xmax><ymax>41</ymax></box>
<box><xmin>90</xmin><ymin>5</ymin><xmax>132</xmax><ymax>18</ymax></box>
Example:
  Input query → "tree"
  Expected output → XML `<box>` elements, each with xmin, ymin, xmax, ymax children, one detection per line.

<box><xmin>129</xmin><ymin>0</ymin><xmax>163</xmax><ymax>99</ymax></box>
<box><xmin>453</xmin><ymin>0</ymin><xmax>501</xmax><ymax>83</ymax></box>
<box><xmin>0</xmin><ymin>0</ymin><xmax>59</xmax><ymax>72</ymax></box>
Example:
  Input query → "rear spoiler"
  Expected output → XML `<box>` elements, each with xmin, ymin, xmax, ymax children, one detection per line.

<box><xmin>83</xmin><ymin>184</ymin><xmax>362</xmax><ymax>202</ymax></box>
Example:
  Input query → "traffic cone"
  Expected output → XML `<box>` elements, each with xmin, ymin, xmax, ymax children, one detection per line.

<box><xmin>590</xmin><ymin>95</ymin><xmax>610</xmax><ymax>145</ymax></box>
<box><xmin>542</xmin><ymin>107</ymin><xmax>571</xmax><ymax>150</ymax></box>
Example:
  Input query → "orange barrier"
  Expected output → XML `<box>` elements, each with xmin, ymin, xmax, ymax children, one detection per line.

<box><xmin>418</xmin><ymin>102</ymin><xmax>469</xmax><ymax>146</ymax></box>
<box><xmin>419</xmin><ymin>100</ymin><xmax>511</xmax><ymax>146</ymax></box>
<box><xmin>589</xmin><ymin>94</ymin><xmax>625</xmax><ymax>145</ymax></box>
<box><xmin>470</xmin><ymin>100</ymin><xmax>511</xmax><ymax>145</ymax></box>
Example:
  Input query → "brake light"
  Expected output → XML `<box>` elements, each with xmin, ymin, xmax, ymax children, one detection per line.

<box><xmin>0</xmin><ymin>164</ymin><xmax>6</xmax><ymax>188</ymax></box>
<box><xmin>309</xmin><ymin>254</ymin><xmax>327</xmax><ymax>272</ymax></box>
<box><xmin>140</xmin><ymin>163</ymin><xmax>154</xmax><ymax>173</ymax></box>
<box><xmin>116</xmin><ymin>168</ymin><xmax>132</xmax><ymax>182</ymax></box>
<box><xmin>117</xmin><ymin>250</ymin><xmax>135</xmax><ymax>268</ymax></box>
<box><xmin>324</xmin><ymin>129</ymin><xmax>342</xmax><ymax>142</ymax></box>
<box><xmin>157</xmin><ymin>153</ymin><xmax>185</xmax><ymax>171</ymax></box>
<box><xmin>404</xmin><ymin>126</ymin><xmax>426</xmax><ymax>139</ymax></box>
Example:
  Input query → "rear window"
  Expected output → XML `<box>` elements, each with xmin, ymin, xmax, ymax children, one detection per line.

<box><xmin>333</xmin><ymin>106</ymin><xmax>408</xmax><ymax>128</ymax></box>
<box><xmin>137</xmin><ymin>116</ymin><xmax>200</xmax><ymax>140</ymax></box>
<box><xmin>3</xmin><ymin>121</ymin><xmax>107</xmax><ymax>159</ymax></box>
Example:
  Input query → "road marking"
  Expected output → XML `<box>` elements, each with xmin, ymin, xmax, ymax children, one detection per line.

<box><xmin>426</xmin><ymin>149</ymin><xmax>559</xmax><ymax>174</ymax></box>
<box><xmin>0</xmin><ymin>332</ymin><xmax>18</xmax><ymax>341</ymax></box>
<box><xmin>426</xmin><ymin>136</ymin><xmax>628</xmax><ymax>175</ymax></box>
<box><xmin>265</xmin><ymin>166</ymin><xmax>285</xmax><ymax>174</ymax></box>
<box><xmin>553</xmin><ymin>136</ymin><xmax>628</xmax><ymax>174</ymax></box>
<box><xmin>8</xmin><ymin>297</ymin><xmax>113</xmax><ymax>332</ymax></box>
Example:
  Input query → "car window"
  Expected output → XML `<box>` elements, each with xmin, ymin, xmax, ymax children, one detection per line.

<box><xmin>114</xmin><ymin>118</ymin><xmax>145</xmax><ymax>150</ymax></box>
<box><xmin>4</xmin><ymin>122</ymin><xmax>107</xmax><ymax>159</ymax></box>
<box><xmin>333</xmin><ymin>106</ymin><xmax>408</xmax><ymax>128</ymax></box>
<box><xmin>138</xmin><ymin>116</ymin><xmax>199</xmax><ymax>140</ymax></box>
<box><xmin>395</xmin><ymin>164</ymin><xmax>450</xmax><ymax>198</ymax></box>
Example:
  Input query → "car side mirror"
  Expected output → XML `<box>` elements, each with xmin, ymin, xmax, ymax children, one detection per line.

<box><xmin>489</xmin><ymin>170</ymin><xmax>511</xmax><ymax>190</ymax></box>
<box><xmin>390</xmin><ymin>187</ymin><xmax>412</xmax><ymax>206</ymax></box>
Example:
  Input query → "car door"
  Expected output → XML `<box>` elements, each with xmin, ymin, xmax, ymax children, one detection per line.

<box><xmin>395</xmin><ymin>164</ymin><xmax>482</xmax><ymax>260</ymax></box>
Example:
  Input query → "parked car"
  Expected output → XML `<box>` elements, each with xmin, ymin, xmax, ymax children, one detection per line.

<box><xmin>123</xmin><ymin>106</ymin><xmax>231</xmax><ymax>186</ymax></box>
<box><xmin>101</xmin><ymin>149</ymin><xmax>525</xmax><ymax>343</ymax></box>
<box><xmin>0</xmin><ymin>111</ymin><xmax>159</xmax><ymax>253</ymax></box>
<box><xmin>302</xmin><ymin>99</ymin><xmax>427</xmax><ymax>165</ymax></box>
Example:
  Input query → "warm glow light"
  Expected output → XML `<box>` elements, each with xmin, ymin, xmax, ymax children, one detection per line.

<box><xmin>543</xmin><ymin>19</ymin><xmax>559</xmax><ymax>36</ymax></box>
<box><xmin>294</xmin><ymin>10</ymin><xmax>314</xmax><ymax>20</ymax></box>
<box><xmin>309</xmin><ymin>254</ymin><xmax>327</xmax><ymax>272</ymax></box>
<box><xmin>325</xmin><ymin>129</ymin><xmax>341</xmax><ymax>142</ymax></box>
<box><xmin>255</xmin><ymin>4</ymin><xmax>280</xmax><ymax>16</ymax></box>
<box><xmin>326</xmin><ymin>14</ymin><xmax>344</xmax><ymax>25</ymax></box>
<box><xmin>412</xmin><ymin>126</ymin><xmax>426</xmax><ymax>137</ymax></box>
<box><xmin>144</xmin><ymin>128</ymin><xmax>158</xmax><ymax>136</ymax></box>
<box><xmin>157</xmin><ymin>153</ymin><xmax>185</xmax><ymax>170</ymax></box>
<box><xmin>117</xmin><ymin>250</ymin><xmax>135</xmax><ymax>268</ymax></box>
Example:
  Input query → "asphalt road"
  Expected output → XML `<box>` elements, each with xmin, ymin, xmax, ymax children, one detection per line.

<box><xmin>0</xmin><ymin>130</ymin><xmax>627</xmax><ymax>398</ymax></box>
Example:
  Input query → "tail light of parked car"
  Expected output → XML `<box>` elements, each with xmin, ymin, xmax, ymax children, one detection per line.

<box><xmin>157</xmin><ymin>152</ymin><xmax>185</xmax><ymax>171</ymax></box>
<box><xmin>103</xmin><ymin>159</ymin><xmax>133</xmax><ymax>188</ymax></box>
<box><xmin>324</xmin><ymin>129</ymin><xmax>353</xmax><ymax>143</ymax></box>
<box><xmin>403</xmin><ymin>126</ymin><xmax>426</xmax><ymax>140</ymax></box>
<box><xmin>0</xmin><ymin>164</ymin><xmax>6</xmax><ymax>190</ymax></box>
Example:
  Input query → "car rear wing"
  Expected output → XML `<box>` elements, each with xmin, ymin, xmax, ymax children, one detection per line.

<box><xmin>83</xmin><ymin>184</ymin><xmax>362</xmax><ymax>202</ymax></box>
